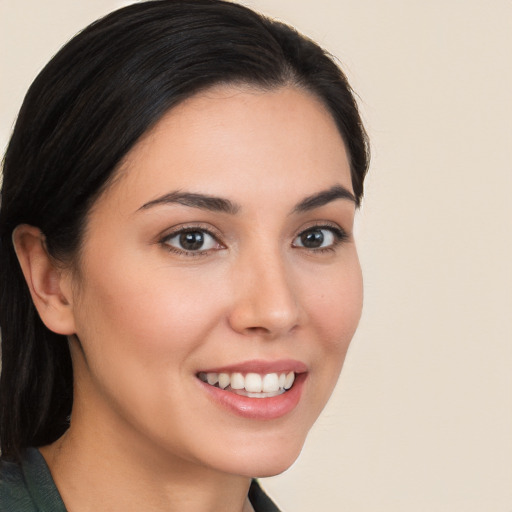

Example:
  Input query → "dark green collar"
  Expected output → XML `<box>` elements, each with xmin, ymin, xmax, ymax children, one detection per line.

<box><xmin>1</xmin><ymin>448</ymin><xmax>280</xmax><ymax>512</ymax></box>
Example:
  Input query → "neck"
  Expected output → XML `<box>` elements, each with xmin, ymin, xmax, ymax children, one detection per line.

<box><xmin>39</xmin><ymin>424</ymin><xmax>254</xmax><ymax>512</ymax></box>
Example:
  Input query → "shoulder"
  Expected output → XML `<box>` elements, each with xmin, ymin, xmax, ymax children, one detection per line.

<box><xmin>0</xmin><ymin>456</ymin><xmax>37</xmax><ymax>512</ymax></box>
<box><xmin>0</xmin><ymin>448</ymin><xmax>66</xmax><ymax>512</ymax></box>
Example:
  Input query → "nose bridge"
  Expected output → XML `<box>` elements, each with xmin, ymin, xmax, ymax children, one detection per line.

<box><xmin>229</xmin><ymin>241</ymin><xmax>300</xmax><ymax>337</ymax></box>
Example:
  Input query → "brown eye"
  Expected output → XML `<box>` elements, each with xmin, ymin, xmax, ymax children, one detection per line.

<box><xmin>180</xmin><ymin>231</ymin><xmax>205</xmax><ymax>250</ymax></box>
<box><xmin>163</xmin><ymin>229</ymin><xmax>219</xmax><ymax>252</ymax></box>
<box><xmin>293</xmin><ymin>226</ymin><xmax>344</xmax><ymax>250</ymax></box>
<box><xmin>300</xmin><ymin>230</ymin><xmax>325</xmax><ymax>248</ymax></box>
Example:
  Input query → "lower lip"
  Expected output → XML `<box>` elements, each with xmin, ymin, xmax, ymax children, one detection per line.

<box><xmin>198</xmin><ymin>373</ymin><xmax>307</xmax><ymax>420</ymax></box>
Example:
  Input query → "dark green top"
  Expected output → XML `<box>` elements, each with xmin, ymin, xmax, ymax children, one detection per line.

<box><xmin>0</xmin><ymin>448</ymin><xmax>281</xmax><ymax>512</ymax></box>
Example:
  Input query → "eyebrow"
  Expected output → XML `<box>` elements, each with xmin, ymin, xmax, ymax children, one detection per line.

<box><xmin>293</xmin><ymin>185</ymin><xmax>357</xmax><ymax>213</ymax></box>
<box><xmin>139</xmin><ymin>191</ymin><xmax>240</xmax><ymax>214</ymax></box>
<box><xmin>138</xmin><ymin>184</ymin><xmax>356</xmax><ymax>215</ymax></box>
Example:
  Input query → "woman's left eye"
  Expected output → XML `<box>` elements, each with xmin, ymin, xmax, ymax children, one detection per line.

<box><xmin>292</xmin><ymin>226</ymin><xmax>346</xmax><ymax>250</ymax></box>
<box><xmin>162</xmin><ymin>229</ymin><xmax>221</xmax><ymax>253</ymax></box>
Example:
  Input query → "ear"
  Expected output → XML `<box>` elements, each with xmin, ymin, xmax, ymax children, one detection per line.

<box><xmin>12</xmin><ymin>224</ymin><xmax>76</xmax><ymax>335</ymax></box>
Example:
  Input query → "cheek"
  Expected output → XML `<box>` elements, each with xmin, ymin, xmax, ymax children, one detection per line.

<box><xmin>72</xmin><ymin>253</ymin><xmax>227</xmax><ymax>373</ymax></box>
<box><xmin>307</xmin><ymin>256</ymin><xmax>363</xmax><ymax>345</ymax></box>
<box><xmin>302</xmin><ymin>255</ymin><xmax>363</xmax><ymax>391</ymax></box>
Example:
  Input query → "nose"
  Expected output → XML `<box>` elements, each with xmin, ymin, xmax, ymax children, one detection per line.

<box><xmin>227</xmin><ymin>248</ymin><xmax>301</xmax><ymax>338</ymax></box>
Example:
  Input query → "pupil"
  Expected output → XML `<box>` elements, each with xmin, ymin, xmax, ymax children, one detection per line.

<box><xmin>180</xmin><ymin>231</ymin><xmax>204</xmax><ymax>250</ymax></box>
<box><xmin>301</xmin><ymin>230</ymin><xmax>324</xmax><ymax>248</ymax></box>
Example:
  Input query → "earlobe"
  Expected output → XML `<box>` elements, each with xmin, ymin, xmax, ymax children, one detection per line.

<box><xmin>12</xmin><ymin>224</ymin><xmax>76</xmax><ymax>335</ymax></box>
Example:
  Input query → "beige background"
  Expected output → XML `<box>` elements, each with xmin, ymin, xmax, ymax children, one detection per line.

<box><xmin>1</xmin><ymin>1</ymin><xmax>511</xmax><ymax>510</ymax></box>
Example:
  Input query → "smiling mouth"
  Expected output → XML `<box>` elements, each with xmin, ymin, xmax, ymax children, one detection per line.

<box><xmin>198</xmin><ymin>371</ymin><xmax>295</xmax><ymax>398</ymax></box>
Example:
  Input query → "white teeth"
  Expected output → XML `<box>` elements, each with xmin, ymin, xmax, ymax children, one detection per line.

<box><xmin>284</xmin><ymin>371</ymin><xmax>295</xmax><ymax>390</ymax></box>
<box><xmin>262</xmin><ymin>373</ymin><xmax>279</xmax><ymax>393</ymax></box>
<box><xmin>199</xmin><ymin>371</ymin><xmax>297</xmax><ymax>395</ymax></box>
<box><xmin>245</xmin><ymin>373</ymin><xmax>262</xmax><ymax>393</ymax></box>
<box><xmin>206</xmin><ymin>372</ymin><xmax>218</xmax><ymax>386</ymax></box>
<box><xmin>231</xmin><ymin>372</ymin><xmax>245</xmax><ymax>390</ymax></box>
<box><xmin>218</xmin><ymin>373</ymin><xmax>230</xmax><ymax>389</ymax></box>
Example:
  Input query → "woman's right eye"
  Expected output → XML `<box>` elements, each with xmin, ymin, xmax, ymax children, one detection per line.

<box><xmin>162</xmin><ymin>229</ymin><xmax>222</xmax><ymax>254</ymax></box>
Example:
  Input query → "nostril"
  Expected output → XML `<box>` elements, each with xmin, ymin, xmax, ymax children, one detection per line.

<box><xmin>245</xmin><ymin>326</ymin><xmax>272</xmax><ymax>335</ymax></box>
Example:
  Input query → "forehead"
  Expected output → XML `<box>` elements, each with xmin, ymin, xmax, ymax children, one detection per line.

<box><xmin>98</xmin><ymin>84</ymin><xmax>352</xmax><ymax>214</ymax></box>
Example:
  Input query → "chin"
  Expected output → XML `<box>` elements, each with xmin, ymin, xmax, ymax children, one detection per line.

<box><xmin>229</xmin><ymin>453</ymin><xmax>302</xmax><ymax>479</ymax></box>
<box><xmin>216</xmin><ymin>431</ymin><xmax>307</xmax><ymax>478</ymax></box>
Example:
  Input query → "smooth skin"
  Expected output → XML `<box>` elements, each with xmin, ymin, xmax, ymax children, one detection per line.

<box><xmin>13</xmin><ymin>85</ymin><xmax>363</xmax><ymax>512</ymax></box>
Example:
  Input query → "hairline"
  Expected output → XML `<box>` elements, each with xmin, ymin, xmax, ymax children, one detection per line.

<box><xmin>60</xmin><ymin>78</ymin><xmax>354</xmax><ymax>280</ymax></box>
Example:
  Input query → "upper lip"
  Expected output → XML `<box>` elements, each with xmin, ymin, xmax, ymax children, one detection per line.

<box><xmin>198</xmin><ymin>359</ymin><xmax>308</xmax><ymax>375</ymax></box>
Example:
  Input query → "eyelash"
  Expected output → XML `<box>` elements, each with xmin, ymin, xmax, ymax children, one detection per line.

<box><xmin>159</xmin><ymin>223</ymin><xmax>348</xmax><ymax>257</ymax></box>
<box><xmin>160</xmin><ymin>226</ymin><xmax>223</xmax><ymax>257</ymax></box>
<box><xmin>293</xmin><ymin>223</ymin><xmax>348</xmax><ymax>253</ymax></box>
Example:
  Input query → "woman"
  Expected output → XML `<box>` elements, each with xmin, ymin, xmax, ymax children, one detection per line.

<box><xmin>0</xmin><ymin>1</ymin><xmax>369</xmax><ymax>510</ymax></box>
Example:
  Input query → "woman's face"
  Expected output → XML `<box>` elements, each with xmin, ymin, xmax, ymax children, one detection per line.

<box><xmin>66</xmin><ymin>85</ymin><xmax>363</xmax><ymax>477</ymax></box>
